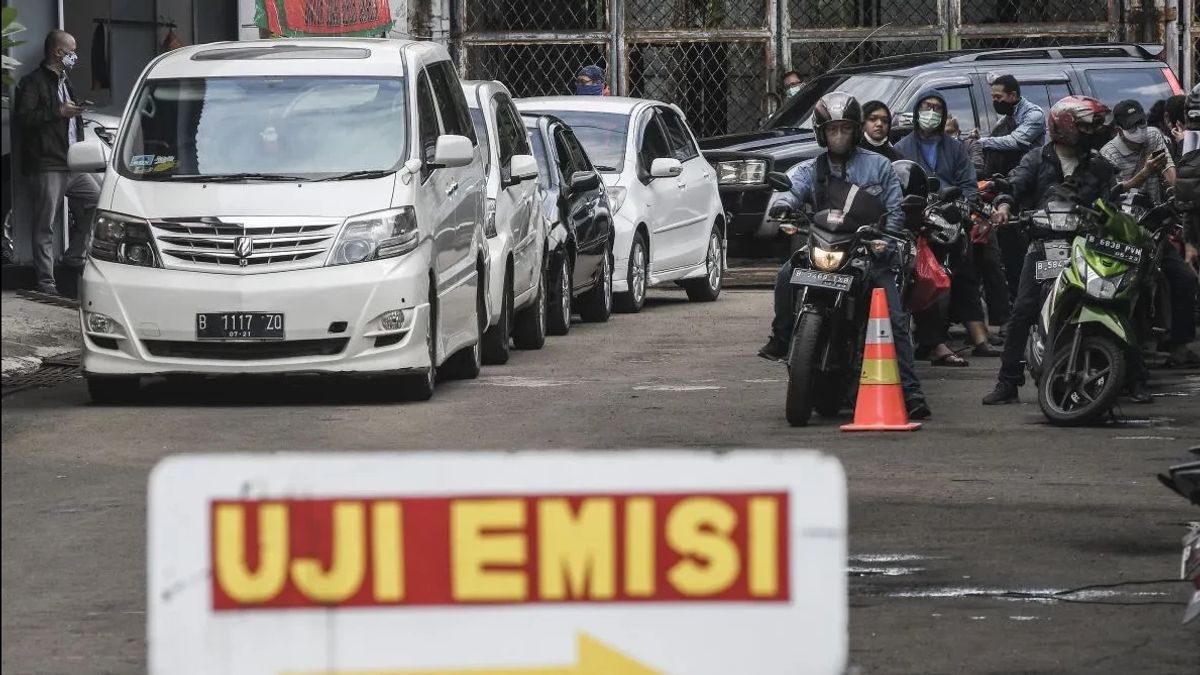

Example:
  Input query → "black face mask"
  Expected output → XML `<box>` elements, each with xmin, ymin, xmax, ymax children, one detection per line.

<box><xmin>993</xmin><ymin>100</ymin><xmax>1016</xmax><ymax>116</ymax></box>
<box><xmin>1080</xmin><ymin>131</ymin><xmax>1108</xmax><ymax>153</ymax></box>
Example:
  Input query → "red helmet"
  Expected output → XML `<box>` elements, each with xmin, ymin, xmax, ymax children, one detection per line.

<box><xmin>1047</xmin><ymin>96</ymin><xmax>1111</xmax><ymax>145</ymax></box>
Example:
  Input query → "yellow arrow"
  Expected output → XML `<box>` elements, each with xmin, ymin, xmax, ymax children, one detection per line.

<box><xmin>286</xmin><ymin>633</ymin><xmax>661</xmax><ymax>675</ymax></box>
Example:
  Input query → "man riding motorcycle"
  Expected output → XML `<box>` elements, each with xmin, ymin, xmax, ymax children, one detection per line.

<box><xmin>759</xmin><ymin>91</ymin><xmax>930</xmax><ymax>420</ymax></box>
<box><xmin>980</xmin><ymin>95</ymin><xmax>1148</xmax><ymax>404</ymax></box>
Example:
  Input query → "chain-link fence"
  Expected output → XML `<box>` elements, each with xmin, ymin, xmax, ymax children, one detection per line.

<box><xmin>627</xmin><ymin>0</ymin><xmax>768</xmax><ymax>30</ymax></box>
<box><xmin>464</xmin><ymin>43</ymin><xmax>609</xmax><ymax>98</ymax></box>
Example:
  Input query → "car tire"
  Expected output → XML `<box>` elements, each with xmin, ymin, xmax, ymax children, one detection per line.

<box><xmin>683</xmin><ymin>226</ymin><xmax>723</xmax><ymax>302</ymax></box>
<box><xmin>546</xmin><ymin>251</ymin><xmax>572</xmax><ymax>336</ymax></box>
<box><xmin>442</xmin><ymin>275</ymin><xmax>484</xmax><ymax>380</ymax></box>
<box><xmin>578</xmin><ymin>246</ymin><xmax>613</xmax><ymax>323</ymax></box>
<box><xmin>87</xmin><ymin>376</ymin><xmax>141</xmax><ymax>405</ymax></box>
<box><xmin>482</xmin><ymin>270</ymin><xmax>512</xmax><ymax>365</ymax></box>
<box><xmin>402</xmin><ymin>288</ymin><xmax>437</xmax><ymax>401</ymax></box>
<box><xmin>512</xmin><ymin>260</ymin><xmax>547</xmax><ymax>350</ymax></box>
<box><xmin>615</xmin><ymin>232</ymin><xmax>647</xmax><ymax>314</ymax></box>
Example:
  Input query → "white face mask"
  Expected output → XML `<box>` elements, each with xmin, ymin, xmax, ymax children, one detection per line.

<box><xmin>61</xmin><ymin>52</ymin><xmax>78</xmax><ymax>70</ymax></box>
<box><xmin>1123</xmin><ymin>126</ymin><xmax>1148</xmax><ymax>145</ymax></box>
<box><xmin>785</xmin><ymin>84</ymin><xmax>802</xmax><ymax>97</ymax></box>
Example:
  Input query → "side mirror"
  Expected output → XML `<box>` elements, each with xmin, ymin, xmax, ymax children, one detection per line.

<box><xmin>649</xmin><ymin>157</ymin><xmax>683</xmax><ymax>179</ymax></box>
<box><xmin>926</xmin><ymin>177</ymin><xmax>941</xmax><ymax>194</ymax></box>
<box><xmin>938</xmin><ymin>186</ymin><xmax>962</xmax><ymax>202</ymax></box>
<box><xmin>766</xmin><ymin>171</ymin><xmax>792</xmax><ymax>192</ymax></box>
<box><xmin>432</xmin><ymin>134</ymin><xmax>474</xmax><ymax>169</ymax></box>
<box><xmin>509</xmin><ymin>154</ymin><xmax>539</xmax><ymax>184</ymax></box>
<box><xmin>68</xmin><ymin>139</ymin><xmax>109</xmax><ymax>173</ymax></box>
<box><xmin>568</xmin><ymin>170</ymin><xmax>600</xmax><ymax>193</ymax></box>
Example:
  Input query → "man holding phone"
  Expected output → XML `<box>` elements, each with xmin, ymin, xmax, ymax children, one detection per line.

<box><xmin>1101</xmin><ymin>99</ymin><xmax>1176</xmax><ymax>202</ymax></box>
<box><xmin>13</xmin><ymin>29</ymin><xmax>100</xmax><ymax>296</ymax></box>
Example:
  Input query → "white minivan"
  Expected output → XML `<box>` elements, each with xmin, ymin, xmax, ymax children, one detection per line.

<box><xmin>69</xmin><ymin>39</ymin><xmax>489</xmax><ymax>403</ymax></box>
<box><xmin>463</xmin><ymin>80</ymin><xmax>545</xmax><ymax>364</ymax></box>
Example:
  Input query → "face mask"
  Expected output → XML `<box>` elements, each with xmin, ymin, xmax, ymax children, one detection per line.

<box><xmin>1080</xmin><ymin>131</ymin><xmax>1108</xmax><ymax>153</ymax></box>
<box><xmin>785</xmin><ymin>85</ymin><xmax>802</xmax><ymax>97</ymax></box>
<box><xmin>61</xmin><ymin>52</ymin><xmax>78</xmax><ymax>70</ymax></box>
<box><xmin>993</xmin><ymin>100</ymin><xmax>1016</xmax><ymax>116</ymax></box>
<box><xmin>575</xmin><ymin>82</ymin><xmax>603</xmax><ymax>96</ymax></box>
<box><xmin>918</xmin><ymin>110</ymin><xmax>943</xmax><ymax>132</ymax></box>
<box><xmin>826</xmin><ymin>130</ymin><xmax>854</xmax><ymax>155</ymax></box>
<box><xmin>1122</xmin><ymin>127</ymin><xmax>1148</xmax><ymax>145</ymax></box>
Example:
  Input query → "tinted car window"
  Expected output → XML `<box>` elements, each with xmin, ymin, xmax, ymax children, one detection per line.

<box><xmin>531</xmin><ymin>110</ymin><xmax>627</xmax><ymax>172</ymax></box>
<box><xmin>1016</xmin><ymin>84</ymin><xmax>1054</xmax><ymax>118</ymax></box>
<box><xmin>428</xmin><ymin>61</ymin><xmax>475</xmax><ymax>143</ymax></box>
<box><xmin>561</xmin><ymin>129</ymin><xmax>593</xmax><ymax>174</ymax></box>
<box><xmin>469</xmin><ymin>106</ymin><xmax>491</xmax><ymax>174</ymax></box>
<box><xmin>937</xmin><ymin>86</ymin><xmax>978</xmax><ymax>133</ymax></box>
<box><xmin>639</xmin><ymin>114</ymin><xmax>671</xmax><ymax>170</ymax></box>
<box><xmin>417</xmin><ymin>71</ymin><xmax>441</xmax><ymax>168</ymax></box>
<box><xmin>527</xmin><ymin>126</ymin><xmax>551</xmax><ymax>189</ymax></box>
<box><xmin>1047</xmin><ymin>83</ymin><xmax>1072</xmax><ymax>105</ymax></box>
<box><xmin>658</xmin><ymin>108</ymin><xmax>699</xmax><ymax>162</ymax></box>
<box><xmin>773</xmin><ymin>74</ymin><xmax>905</xmax><ymax>130</ymax></box>
<box><xmin>1085</xmin><ymin>68</ymin><xmax>1171</xmax><ymax>112</ymax></box>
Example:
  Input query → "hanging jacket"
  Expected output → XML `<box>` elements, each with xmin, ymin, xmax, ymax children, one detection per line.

<box><xmin>894</xmin><ymin>89</ymin><xmax>978</xmax><ymax>198</ymax></box>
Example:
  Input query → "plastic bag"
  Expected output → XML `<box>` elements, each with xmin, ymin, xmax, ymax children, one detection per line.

<box><xmin>908</xmin><ymin>236</ymin><xmax>950</xmax><ymax>312</ymax></box>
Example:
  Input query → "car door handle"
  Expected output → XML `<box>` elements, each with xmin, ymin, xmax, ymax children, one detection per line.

<box><xmin>446</xmin><ymin>182</ymin><xmax>459</xmax><ymax>196</ymax></box>
<box><xmin>676</xmin><ymin>181</ymin><xmax>687</xmax><ymax>189</ymax></box>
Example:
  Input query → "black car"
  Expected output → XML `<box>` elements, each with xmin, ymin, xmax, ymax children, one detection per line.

<box><xmin>522</xmin><ymin>113</ymin><xmax>616</xmax><ymax>335</ymax></box>
<box><xmin>700</xmin><ymin>43</ymin><xmax>1183</xmax><ymax>242</ymax></box>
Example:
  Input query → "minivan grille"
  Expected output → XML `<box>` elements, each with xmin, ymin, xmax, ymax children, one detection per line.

<box><xmin>150</xmin><ymin>217</ymin><xmax>343</xmax><ymax>273</ymax></box>
<box><xmin>144</xmin><ymin>338</ymin><xmax>349</xmax><ymax>360</ymax></box>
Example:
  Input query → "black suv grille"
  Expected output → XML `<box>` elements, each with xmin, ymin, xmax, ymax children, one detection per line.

<box><xmin>144</xmin><ymin>339</ymin><xmax>349</xmax><ymax>360</ymax></box>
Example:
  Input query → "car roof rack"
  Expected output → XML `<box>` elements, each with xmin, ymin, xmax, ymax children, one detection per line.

<box><xmin>948</xmin><ymin>43</ymin><xmax>1154</xmax><ymax>63</ymax></box>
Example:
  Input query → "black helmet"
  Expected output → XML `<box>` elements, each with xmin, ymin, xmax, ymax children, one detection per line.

<box><xmin>891</xmin><ymin>160</ymin><xmax>929</xmax><ymax>198</ymax></box>
<box><xmin>813</xmin><ymin>91</ymin><xmax>863</xmax><ymax>148</ymax></box>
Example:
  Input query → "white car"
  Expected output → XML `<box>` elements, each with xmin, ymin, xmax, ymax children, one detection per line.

<box><xmin>514</xmin><ymin>96</ymin><xmax>725</xmax><ymax>312</ymax></box>
<box><xmin>68</xmin><ymin>38</ymin><xmax>488</xmax><ymax>403</ymax></box>
<box><xmin>463</xmin><ymin>80</ymin><xmax>545</xmax><ymax>364</ymax></box>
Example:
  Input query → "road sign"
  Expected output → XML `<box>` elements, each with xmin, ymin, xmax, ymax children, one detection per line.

<box><xmin>148</xmin><ymin>451</ymin><xmax>847</xmax><ymax>674</ymax></box>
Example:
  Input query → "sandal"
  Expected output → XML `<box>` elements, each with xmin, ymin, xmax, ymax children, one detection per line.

<box><xmin>931</xmin><ymin>353</ymin><xmax>969</xmax><ymax>367</ymax></box>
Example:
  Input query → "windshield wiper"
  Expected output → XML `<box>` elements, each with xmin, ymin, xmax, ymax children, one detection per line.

<box><xmin>161</xmin><ymin>173</ymin><xmax>311</xmax><ymax>183</ymax></box>
<box><xmin>314</xmin><ymin>169</ymin><xmax>396</xmax><ymax>181</ymax></box>
<box><xmin>592</xmin><ymin>165</ymin><xmax>618</xmax><ymax>172</ymax></box>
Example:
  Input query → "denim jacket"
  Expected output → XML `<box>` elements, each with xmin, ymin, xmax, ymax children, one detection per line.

<box><xmin>775</xmin><ymin>148</ymin><xmax>905</xmax><ymax>234</ymax></box>
<box><xmin>979</xmin><ymin>97</ymin><xmax>1046</xmax><ymax>154</ymax></box>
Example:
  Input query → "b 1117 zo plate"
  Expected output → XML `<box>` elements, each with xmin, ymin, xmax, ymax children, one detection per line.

<box><xmin>791</xmin><ymin>269</ymin><xmax>853</xmax><ymax>292</ymax></box>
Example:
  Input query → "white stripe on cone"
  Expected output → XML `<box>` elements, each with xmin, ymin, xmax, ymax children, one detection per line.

<box><xmin>865</xmin><ymin>317</ymin><xmax>893</xmax><ymax>345</ymax></box>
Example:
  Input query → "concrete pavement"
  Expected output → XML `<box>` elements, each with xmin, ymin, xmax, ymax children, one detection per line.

<box><xmin>1</xmin><ymin>291</ymin><xmax>79</xmax><ymax>378</ymax></box>
<box><xmin>2</xmin><ymin>288</ymin><xmax>1198</xmax><ymax>674</ymax></box>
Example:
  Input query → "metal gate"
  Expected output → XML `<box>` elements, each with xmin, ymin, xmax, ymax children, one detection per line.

<box><xmin>455</xmin><ymin>1</ymin><xmax>1126</xmax><ymax>139</ymax></box>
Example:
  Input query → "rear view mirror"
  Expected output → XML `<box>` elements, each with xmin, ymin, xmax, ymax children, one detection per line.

<box><xmin>568</xmin><ymin>171</ymin><xmax>600</xmax><ymax>193</ymax></box>
<box><xmin>926</xmin><ymin>177</ymin><xmax>941</xmax><ymax>194</ymax></box>
<box><xmin>938</xmin><ymin>186</ymin><xmax>962</xmax><ymax>202</ymax></box>
<box><xmin>509</xmin><ymin>154</ymin><xmax>539</xmax><ymax>184</ymax></box>
<box><xmin>68</xmin><ymin>139</ymin><xmax>109</xmax><ymax>173</ymax></box>
<box><xmin>95</xmin><ymin>127</ymin><xmax>116</xmax><ymax>147</ymax></box>
<box><xmin>432</xmin><ymin>134</ymin><xmax>474</xmax><ymax>169</ymax></box>
<box><xmin>766</xmin><ymin>171</ymin><xmax>792</xmax><ymax>192</ymax></box>
<box><xmin>649</xmin><ymin>157</ymin><xmax>683</xmax><ymax>179</ymax></box>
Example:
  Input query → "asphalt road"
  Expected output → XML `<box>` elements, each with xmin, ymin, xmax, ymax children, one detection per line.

<box><xmin>3</xmin><ymin>288</ymin><xmax>1198</xmax><ymax>674</ymax></box>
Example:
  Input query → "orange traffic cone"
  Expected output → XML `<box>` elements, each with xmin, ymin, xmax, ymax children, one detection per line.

<box><xmin>841</xmin><ymin>287</ymin><xmax>922</xmax><ymax>432</ymax></box>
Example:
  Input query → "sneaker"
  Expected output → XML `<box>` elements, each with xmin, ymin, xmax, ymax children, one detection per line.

<box><xmin>982</xmin><ymin>382</ymin><xmax>1019</xmax><ymax>405</ymax></box>
<box><xmin>906</xmin><ymin>398</ymin><xmax>931</xmax><ymax>420</ymax></box>
<box><xmin>35</xmin><ymin>283</ymin><xmax>61</xmax><ymax>296</ymax></box>
<box><xmin>757</xmin><ymin>336</ymin><xmax>788</xmax><ymax>362</ymax></box>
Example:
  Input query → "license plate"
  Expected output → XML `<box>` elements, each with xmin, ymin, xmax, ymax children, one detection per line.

<box><xmin>1085</xmin><ymin>234</ymin><xmax>1142</xmax><ymax>265</ymax></box>
<box><xmin>790</xmin><ymin>269</ymin><xmax>853</xmax><ymax>292</ymax></box>
<box><xmin>196</xmin><ymin>312</ymin><xmax>285</xmax><ymax>340</ymax></box>
<box><xmin>1034</xmin><ymin>259</ymin><xmax>1069</xmax><ymax>280</ymax></box>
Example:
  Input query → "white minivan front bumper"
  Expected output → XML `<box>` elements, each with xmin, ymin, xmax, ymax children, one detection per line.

<box><xmin>80</xmin><ymin>255</ymin><xmax>431</xmax><ymax>377</ymax></box>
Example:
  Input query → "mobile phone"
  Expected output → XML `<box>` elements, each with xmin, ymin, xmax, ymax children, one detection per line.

<box><xmin>1151</xmin><ymin>149</ymin><xmax>1167</xmax><ymax>160</ymax></box>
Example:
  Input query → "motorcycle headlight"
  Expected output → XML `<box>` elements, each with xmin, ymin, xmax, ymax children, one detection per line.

<box><xmin>606</xmin><ymin>186</ymin><xmax>628</xmax><ymax>214</ymax></box>
<box><xmin>810</xmin><ymin>245</ymin><xmax>846</xmax><ymax>271</ymax></box>
<box><xmin>328</xmin><ymin>207</ymin><xmax>419</xmax><ymax>266</ymax></box>
<box><xmin>483</xmin><ymin>198</ymin><xmax>498</xmax><ymax>239</ymax></box>
<box><xmin>90</xmin><ymin>211</ymin><xmax>160</xmax><ymax>268</ymax></box>
<box><xmin>715</xmin><ymin>159</ymin><xmax>767</xmax><ymax>185</ymax></box>
<box><xmin>1084</xmin><ymin>266</ymin><xmax>1123</xmax><ymax>300</ymax></box>
<box><xmin>1047</xmin><ymin>211</ymin><xmax>1080</xmax><ymax>232</ymax></box>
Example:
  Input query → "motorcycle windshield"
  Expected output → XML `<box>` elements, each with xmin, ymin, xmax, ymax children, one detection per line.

<box><xmin>811</xmin><ymin>209</ymin><xmax>862</xmax><ymax>236</ymax></box>
<box><xmin>1095</xmin><ymin>199</ymin><xmax>1144</xmax><ymax>245</ymax></box>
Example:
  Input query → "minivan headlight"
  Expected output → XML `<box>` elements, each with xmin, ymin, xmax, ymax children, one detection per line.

<box><xmin>328</xmin><ymin>207</ymin><xmax>419</xmax><ymax>266</ymax></box>
<box><xmin>90</xmin><ymin>211</ymin><xmax>160</xmax><ymax>267</ymax></box>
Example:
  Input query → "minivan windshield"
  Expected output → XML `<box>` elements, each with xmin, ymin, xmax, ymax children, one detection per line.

<box><xmin>118</xmin><ymin>76</ymin><xmax>407</xmax><ymax>180</ymax></box>
<box><xmin>525</xmin><ymin>110</ymin><xmax>627</xmax><ymax>172</ymax></box>
<box><xmin>769</xmin><ymin>74</ymin><xmax>905</xmax><ymax>131</ymax></box>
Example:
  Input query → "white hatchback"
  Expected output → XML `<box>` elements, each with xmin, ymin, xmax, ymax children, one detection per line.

<box><xmin>69</xmin><ymin>39</ymin><xmax>488</xmax><ymax>403</ymax></box>
<box><xmin>463</xmin><ymin>80</ymin><xmax>545</xmax><ymax>364</ymax></box>
<box><xmin>515</xmin><ymin>97</ymin><xmax>725</xmax><ymax>311</ymax></box>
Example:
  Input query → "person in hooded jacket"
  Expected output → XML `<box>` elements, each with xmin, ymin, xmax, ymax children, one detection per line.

<box><xmin>895</xmin><ymin>91</ymin><xmax>978</xmax><ymax>197</ymax></box>
<box><xmin>861</xmin><ymin>100</ymin><xmax>902</xmax><ymax>161</ymax></box>
<box><xmin>573</xmin><ymin>65</ymin><xmax>611</xmax><ymax>96</ymax></box>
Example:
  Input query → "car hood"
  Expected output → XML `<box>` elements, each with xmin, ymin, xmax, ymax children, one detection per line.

<box><xmin>700</xmin><ymin>128</ymin><xmax>823</xmax><ymax>169</ymax></box>
<box><xmin>106</xmin><ymin>174</ymin><xmax>398</xmax><ymax>219</ymax></box>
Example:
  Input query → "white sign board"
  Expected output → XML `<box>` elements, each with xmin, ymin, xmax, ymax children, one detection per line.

<box><xmin>148</xmin><ymin>451</ymin><xmax>847</xmax><ymax>674</ymax></box>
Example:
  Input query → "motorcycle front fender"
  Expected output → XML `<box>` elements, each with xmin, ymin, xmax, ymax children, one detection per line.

<box><xmin>1070</xmin><ymin>305</ymin><xmax>1133</xmax><ymax>345</ymax></box>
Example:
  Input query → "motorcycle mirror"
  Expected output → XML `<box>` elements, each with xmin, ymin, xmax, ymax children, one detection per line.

<box><xmin>926</xmin><ymin>177</ymin><xmax>941</xmax><ymax>194</ymax></box>
<box><xmin>938</xmin><ymin>186</ymin><xmax>962</xmax><ymax>202</ymax></box>
<box><xmin>766</xmin><ymin>171</ymin><xmax>792</xmax><ymax>192</ymax></box>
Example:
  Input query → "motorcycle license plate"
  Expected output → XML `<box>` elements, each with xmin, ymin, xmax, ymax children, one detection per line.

<box><xmin>1085</xmin><ymin>234</ymin><xmax>1142</xmax><ymax>265</ymax></box>
<box><xmin>1034</xmin><ymin>259</ymin><xmax>1069</xmax><ymax>280</ymax></box>
<box><xmin>790</xmin><ymin>269</ymin><xmax>853</xmax><ymax>292</ymax></box>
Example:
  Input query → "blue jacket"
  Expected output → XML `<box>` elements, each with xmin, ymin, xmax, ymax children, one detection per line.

<box><xmin>776</xmin><ymin>147</ymin><xmax>904</xmax><ymax>234</ymax></box>
<box><xmin>979</xmin><ymin>96</ymin><xmax>1046</xmax><ymax>154</ymax></box>
<box><xmin>894</xmin><ymin>90</ymin><xmax>978</xmax><ymax>198</ymax></box>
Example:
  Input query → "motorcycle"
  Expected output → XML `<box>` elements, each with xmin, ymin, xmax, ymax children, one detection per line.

<box><xmin>1157</xmin><ymin>450</ymin><xmax>1200</xmax><ymax>625</ymax></box>
<box><xmin>1024</xmin><ymin>189</ymin><xmax>1151</xmax><ymax>426</ymax></box>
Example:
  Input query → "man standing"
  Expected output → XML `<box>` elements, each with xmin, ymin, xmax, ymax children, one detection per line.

<box><xmin>14</xmin><ymin>30</ymin><xmax>100</xmax><ymax>296</ymax></box>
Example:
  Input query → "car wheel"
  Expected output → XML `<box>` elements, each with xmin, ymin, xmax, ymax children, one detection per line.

<box><xmin>546</xmin><ymin>251</ymin><xmax>572</xmax><ymax>336</ymax></box>
<box><xmin>683</xmin><ymin>226</ymin><xmax>723</xmax><ymax>302</ymax></box>
<box><xmin>512</xmin><ymin>259</ymin><xmax>547</xmax><ymax>350</ymax></box>
<box><xmin>86</xmin><ymin>376</ymin><xmax>141</xmax><ymax>405</ymax></box>
<box><xmin>578</xmin><ymin>245</ymin><xmax>612</xmax><ymax>323</ymax></box>
<box><xmin>402</xmin><ymin>288</ymin><xmax>437</xmax><ymax>401</ymax></box>
<box><xmin>482</xmin><ymin>270</ymin><xmax>512</xmax><ymax>365</ymax></box>
<box><xmin>442</xmin><ymin>275</ymin><xmax>483</xmax><ymax>380</ymax></box>
<box><xmin>615</xmin><ymin>232</ymin><xmax>647</xmax><ymax>313</ymax></box>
